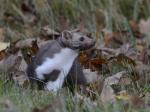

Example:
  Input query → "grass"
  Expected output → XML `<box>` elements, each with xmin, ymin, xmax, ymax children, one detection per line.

<box><xmin>0</xmin><ymin>81</ymin><xmax>53</xmax><ymax>112</ymax></box>
<box><xmin>0</xmin><ymin>0</ymin><xmax>150</xmax><ymax>112</ymax></box>
<box><xmin>0</xmin><ymin>0</ymin><xmax>149</xmax><ymax>43</ymax></box>
<box><xmin>0</xmin><ymin>79</ymin><xmax>149</xmax><ymax>112</ymax></box>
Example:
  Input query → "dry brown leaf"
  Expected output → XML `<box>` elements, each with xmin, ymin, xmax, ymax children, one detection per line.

<box><xmin>129</xmin><ymin>20</ymin><xmax>143</xmax><ymax>38</ymax></box>
<box><xmin>0</xmin><ymin>98</ymin><xmax>18</xmax><ymax>112</ymax></box>
<box><xmin>129</xmin><ymin>95</ymin><xmax>146</xmax><ymax>108</ymax></box>
<box><xmin>136</xmin><ymin>40</ymin><xmax>145</xmax><ymax>52</ymax></box>
<box><xmin>115</xmin><ymin>53</ymin><xmax>136</xmax><ymax>67</ymax></box>
<box><xmin>79</xmin><ymin>49</ymin><xmax>108</xmax><ymax>72</ymax></box>
<box><xmin>105</xmin><ymin>71</ymin><xmax>129</xmax><ymax>85</ymax></box>
<box><xmin>139</xmin><ymin>18</ymin><xmax>150</xmax><ymax>46</ymax></box>
<box><xmin>115</xmin><ymin>90</ymin><xmax>130</xmax><ymax>100</ymax></box>
<box><xmin>116</xmin><ymin>91</ymin><xmax>148</xmax><ymax>109</ymax></box>
<box><xmin>139</xmin><ymin>18</ymin><xmax>150</xmax><ymax>35</ymax></box>
<box><xmin>135</xmin><ymin>61</ymin><xmax>150</xmax><ymax>84</ymax></box>
<box><xmin>0</xmin><ymin>54</ymin><xmax>21</xmax><ymax>72</ymax></box>
<box><xmin>100</xmin><ymin>84</ymin><xmax>115</xmax><ymax>103</ymax></box>
<box><xmin>21</xmin><ymin>2</ymin><xmax>35</xmax><ymax>15</ymax></box>
<box><xmin>95</xmin><ymin>10</ymin><xmax>105</xmax><ymax>40</ymax></box>
<box><xmin>12</xmin><ymin>71</ymin><xmax>29</xmax><ymax>87</ymax></box>
<box><xmin>11</xmin><ymin>51</ymin><xmax>29</xmax><ymax>87</ymax></box>
<box><xmin>20</xmin><ymin>39</ymin><xmax>39</xmax><ymax>64</ymax></box>
<box><xmin>85</xmin><ymin>78</ymin><xmax>104</xmax><ymax>100</ymax></box>
<box><xmin>12</xmin><ymin>50</ymin><xmax>28</xmax><ymax>72</ymax></box>
<box><xmin>33</xmin><ymin>96</ymin><xmax>66</xmax><ymax>112</ymax></box>
<box><xmin>59</xmin><ymin>15</ymin><xmax>70</xmax><ymax>31</ymax></box>
<box><xmin>100</xmin><ymin>71</ymin><xmax>132</xmax><ymax>103</ymax></box>
<box><xmin>0</xmin><ymin>49</ymin><xmax>6</xmax><ymax>61</ymax></box>
<box><xmin>102</xmin><ymin>29</ymin><xmax>113</xmax><ymax>47</ymax></box>
<box><xmin>20</xmin><ymin>2</ymin><xmax>39</xmax><ymax>26</ymax></box>
<box><xmin>83</xmin><ymin>69</ymin><xmax>99</xmax><ymax>84</ymax></box>
<box><xmin>89</xmin><ymin>58</ymin><xmax>107</xmax><ymax>71</ymax></box>
<box><xmin>102</xmin><ymin>29</ymin><xmax>129</xmax><ymax>48</ymax></box>
<box><xmin>138</xmin><ymin>49</ymin><xmax>150</xmax><ymax>65</ymax></box>
<box><xmin>15</xmin><ymin>38</ymin><xmax>36</xmax><ymax>49</ymax></box>
<box><xmin>117</xmin><ymin>44</ymin><xmax>137</xmax><ymax>59</ymax></box>
<box><xmin>0</xmin><ymin>28</ymin><xmax>5</xmax><ymax>41</ymax></box>
<box><xmin>0</xmin><ymin>49</ymin><xmax>29</xmax><ymax>87</ymax></box>
<box><xmin>78</xmin><ymin>51</ymin><xmax>89</xmax><ymax>68</ymax></box>
<box><xmin>3</xmin><ymin>12</ymin><xmax>23</xmax><ymax>24</ymax></box>
<box><xmin>135</xmin><ymin>61</ymin><xmax>150</xmax><ymax>73</ymax></box>
<box><xmin>40</xmin><ymin>25</ymin><xmax>60</xmax><ymax>39</ymax></box>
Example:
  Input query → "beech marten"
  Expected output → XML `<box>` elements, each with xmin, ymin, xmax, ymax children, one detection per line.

<box><xmin>27</xmin><ymin>29</ymin><xmax>95</xmax><ymax>92</ymax></box>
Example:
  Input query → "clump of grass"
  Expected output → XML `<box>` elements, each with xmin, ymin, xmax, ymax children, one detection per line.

<box><xmin>0</xmin><ymin>78</ymin><xmax>53</xmax><ymax>112</ymax></box>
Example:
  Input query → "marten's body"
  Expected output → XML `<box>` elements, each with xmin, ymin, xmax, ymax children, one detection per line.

<box><xmin>27</xmin><ymin>30</ymin><xmax>95</xmax><ymax>91</ymax></box>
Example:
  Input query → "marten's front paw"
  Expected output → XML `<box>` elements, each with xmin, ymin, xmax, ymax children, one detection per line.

<box><xmin>45</xmin><ymin>81</ymin><xmax>61</xmax><ymax>92</ymax></box>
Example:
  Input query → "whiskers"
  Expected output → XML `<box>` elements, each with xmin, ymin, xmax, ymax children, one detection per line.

<box><xmin>29</xmin><ymin>76</ymin><xmax>47</xmax><ymax>85</ymax></box>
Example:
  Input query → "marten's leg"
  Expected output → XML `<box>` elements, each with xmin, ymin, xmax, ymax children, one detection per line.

<box><xmin>64</xmin><ymin>58</ymin><xmax>87</xmax><ymax>93</ymax></box>
<box><xmin>44</xmin><ymin>70</ymin><xmax>63</xmax><ymax>91</ymax></box>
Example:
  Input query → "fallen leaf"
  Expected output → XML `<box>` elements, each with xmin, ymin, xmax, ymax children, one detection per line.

<box><xmin>100</xmin><ymin>71</ymin><xmax>132</xmax><ymax>103</ymax></box>
<box><xmin>129</xmin><ymin>95</ymin><xmax>146</xmax><ymax>108</ymax></box>
<box><xmin>83</xmin><ymin>69</ymin><xmax>99</xmax><ymax>84</ymax></box>
<box><xmin>135</xmin><ymin>39</ymin><xmax>145</xmax><ymax>52</ymax></box>
<box><xmin>59</xmin><ymin>15</ymin><xmax>70</xmax><ymax>31</ymax></box>
<box><xmin>21</xmin><ymin>2</ymin><xmax>36</xmax><ymax>15</ymax></box>
<box><xmin>135</xmin><ymin>61</ymin><xmax>150</xmax><ymax>73</ymax></box>
<box><xmin>20</xmin><ymin>2</ymin><xmax>39</xmax><ymax>25</ymax></box>
<box><xmin>12</xmin><ymin>71</ymin><xmax>29</xmax><ymax>88</ymax></box>
<box><xmin>33</xmin><ymin>95</ymin><xmax>66</xmax><ymax>112</ymax></box>
<box><xmin>95</xmin><ymin>10</ymin><xmax>105</xmax><ymax>40</ymax></box>
<box><xmin>0</xmin><ymin>42</ymin><xmax>10</xmax><ymax>51</ymax></box>
<box><xmin>100</xmin><ymin>84</ymin><xmax>115</xmax><ymax>103</ymax></box>
<box><xmin>139</xmin><ymin>49</ymin><xmax>150</xmax><ymax>65</ymax></box>
<box><xmin>116</xmin><ymin>90</ymin><xmax>130</xmax><ymax>100</ymax></box>
<box><xmin>0</xmin><ymin>54</ymin><xmax>21</xmax><ymax>72</ymax></box>
<box><xmin>116</xmin><ymin>43</ymin><xmax>137</xmax><ymax>59</ymax></box>
<box><xmin>105</xmin><ymin>71</ymin><xmax>127</xmax><ymax>85</ymax></box>
<box><xmin>0</xmin><ymin>98</ymin><xmax>18</xmax><ymax>112</ymax></box>
<box><xmin>0</xmin><ymin>49</ymin><xmax>29</xmax><ymax>87</ymax></box>
<box><xmin>40</xmin><ymin>25</ymin><xmax>60</xmax><ymax>39</ymax></box>
<box><xmin>139</xmin><ymin>18</ymin><xmax>150</xmax><ymax>46</ymax></box>
<box><xmin>129</xmin><ymin>20</ymin><xmax>143</xmax><ymax>38</ymax></box>
<box><xmin>15</xmin><ymin>38</ymin><xmax>36</xmax><ymax>49</ymax></box>
<box><xmin>102</xmin><ymin>29</ymin><xmax>129</xmax><ymax>48</ymax></box>
<box><xmin>79</xmin><ymin>49</ymin><xmax>108</xmax><ymax>72</ymax></box>
<box><xmin>3</xmin><ymin>12</ymin><xmax>24</xmax><ymax>24</ymax></box>
<box><xmin>0</xmin><ymin>28</ymin><xmax>5</xmax><ymax>41</ymax></box>
<box><xmin>0</xmin><ymin>49</ymin><xmax>6</xmax><ymax>60</ymax></box>
<box><xmin>115</xmin><ymin>53</ymin><xmax>136</xmax><ymax>67</ymax></box>
<box><xmin>85</xmin><ymin>78</ymin><xmax>104</xmax><ymax>100</ymax></box>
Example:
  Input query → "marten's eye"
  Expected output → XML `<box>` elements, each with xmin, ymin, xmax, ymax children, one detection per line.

<box><xmin>79</xmin><ymin>37</ymin><xmax>84</xmax><ymax>41</ymax></box>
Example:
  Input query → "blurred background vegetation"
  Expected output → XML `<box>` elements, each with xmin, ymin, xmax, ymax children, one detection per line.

<box><xmin>0</xmin><ymin>0</ymin><xmax>150</xmax><ymax>42</ymax></box>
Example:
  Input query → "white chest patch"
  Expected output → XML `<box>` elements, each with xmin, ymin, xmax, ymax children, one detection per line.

<box><xmin>35</xmin><ymin>48</ymin><xmax>78</xmax><ymax>91</ymax></box>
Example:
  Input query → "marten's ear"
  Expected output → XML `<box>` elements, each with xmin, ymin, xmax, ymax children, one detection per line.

<box><xmin>62</xmin><ymin>30</ymin><xmax>72</xmax><ymax>40</ymax></box>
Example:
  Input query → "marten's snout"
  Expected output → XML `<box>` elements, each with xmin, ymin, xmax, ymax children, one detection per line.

<box><xmin>82</xmin><ymin>39</ymin><xmax>96</xmax><ymax>50</ymax></box>
<box><xmin>88</xmin><ymin>38</ymin><xmax>96</xmax><ymax>46</ymax></box>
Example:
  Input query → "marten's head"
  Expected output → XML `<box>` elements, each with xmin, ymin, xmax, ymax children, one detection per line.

<box><xmin>59</xmin><ymin>30</ymin><xmax>95</xmax><ymax>50</ymax></box>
